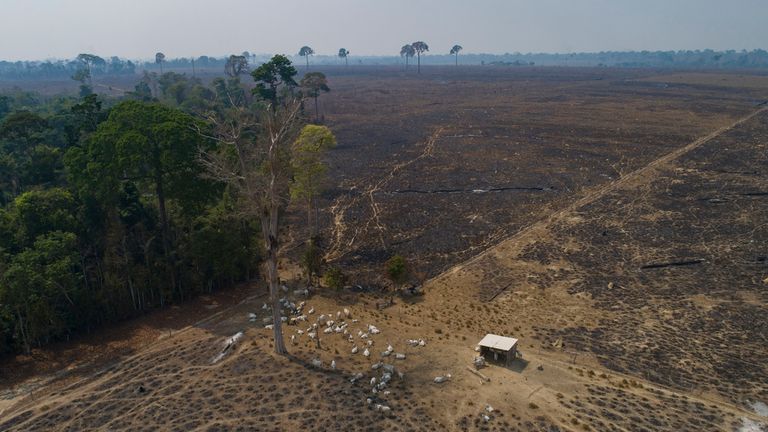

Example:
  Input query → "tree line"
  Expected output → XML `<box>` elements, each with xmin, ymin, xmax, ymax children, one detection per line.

<box><xmin>0</xmin><ymin>56</ymin><xmax>336</xmax><ymax>355</ymax></box>
<box><xmin>5</xmin><ymin>48</ymin><xmax>768</xmax><ymax>82</ymax></box>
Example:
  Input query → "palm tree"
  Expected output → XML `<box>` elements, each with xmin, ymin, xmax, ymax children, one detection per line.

<box><xmin>298</xmin><ymin>46</ymin><xmax>314</xmax><ymax>71</ymax></box>
<box><xmin>400</xmin><ymin>44</ymin><xmax>415</xmax><ymax>70</ymax></box>
<box><xmin>338</xmin><ymin>48</ymin><xmax>349</xmax><ymax>66</ymax></box>
<box><xmin>411</xmin><ymin>41</ymin><xmax>429</xmax><ymax>73</ymax></box>
<box><xmin>450</xmin><ymin>45</ymin><xmax>463</xmax><ymax>66</ymax></box>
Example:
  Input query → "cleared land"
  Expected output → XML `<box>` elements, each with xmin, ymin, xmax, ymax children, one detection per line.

<box><xmin>1</xmin><ymin>67</ymin><xmax>767</xmax><ymax>431</ymax></box>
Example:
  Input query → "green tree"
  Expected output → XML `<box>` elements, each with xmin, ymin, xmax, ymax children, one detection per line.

<box><xmin>323</xmin><ymin>266</ymin><xmax>346</xmax><ymax>291</ymax></box>
<box><xmin>131</xmin><ymin>81</ymin><xmax>154</xmax><ymax>101</ymax></box>
<box><xmin>155</xmin><ymin>52</ymin><xmax>166</xmax><ymax>74</ymax></box>
<box><xmin>290</xmin><ymin>124</ymin><xmax>336</xmax><ymax>239</ymax></box>
<box><xmin>69</xmin><ymin>94</ymin><xmax>105</xmax><ymax>137</ymax></box>
<box><xmin>1</xmin><ymin>231</ymin><xmax>81</xmax><ymax>353</ymax></box>
<box><xmin>251</xmin><ymin>54</ymin><xmax>298</xmax><ymax>107</ymax></box>
<box><xmin>411</xmin><ymin>41</ymin><xmax>429</xmax><ymax>73</ymax></box>
<box><xmin>13</xmin><ymin>188</ymin><xmax>77</xmax><ymax>247</ymax></box>
<box><xmin>212</xmin><ymin>77</ymin><xmax>247</xmax><ymax>108</ymax></box>
<box><xmin>71</xmin><ymin>68</ymin><xmax>92</xmax><ymax>97</ymax></box>
<box><xmin>0</xmin><ymin>95</ymin><xmax>11</xmax><ymax>120</ymax></box>
<box><xmin>0</xmin><ymin>110</ymin><xmax>53</xmax><ymax>200</ymax></box>
<box><xmin>298</xmin><ymin>46</ymin><xmax>314</xmax><ymax>71</ymax></box>
<box><xmin>68</xmin><ymin>101</ymin><xmax>216</xmax><ymax>302</ymax></box>
<box><xmin>338</xmin><ymin>48</ymin><xmax>349</xmax><ymax>66</ymax></box>
<box><xmin>301</xmin><ymin>238</ymin><xmax>323</xmax><ymax>286</ymax></box>
<box><xmin>299</xmin><ymin>72</ymin><xmax>330</xmax><ymax>122</ymax></box>
<box><xmin>400</xmin><ymin>44</ymin><xmax>415</xmax><ymax>70</ymax></box>
<box><xmin>450</xmin><ymin>45</ymin><xmax>463</xmax><ymax>66</ymax></box>
<box><xmin>385</xmin><ymin>254</ymin><xmax>409</xmax><ymax>299</ymax></box>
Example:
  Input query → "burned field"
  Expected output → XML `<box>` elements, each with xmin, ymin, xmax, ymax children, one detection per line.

<box><xmin>2</xmin><ymin>67</ymin><xmax>768</xmax><ymax>431</ymax></box>
<box><xmin>533</xmin><ymin>111</ymin><xmax>768</xmax><ymax>405</ymax></box>
<box><xmin>313</xmin><ymin>66</ymin><xmax>766</xmax><ymax>283</ymax></box>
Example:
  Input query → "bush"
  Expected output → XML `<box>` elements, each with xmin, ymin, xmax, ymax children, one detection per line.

<box><xmin>301</xmin><ymin>238</ymin><xmax>323</xmax><ymax>285</ymax></box>
<box><xmin>323</xmin><ymin>266</ymin><xmax>346</xmax><ymax>290</ymax></box>
<box><xmin>385</xmin><ymin>254</ymin><xmax>409</xmax><ymax>287</ymax></box>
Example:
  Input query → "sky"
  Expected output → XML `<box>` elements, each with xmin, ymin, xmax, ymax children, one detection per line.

<box><xmin>0</xmin><ymin>0</ymin><xmax>766</xmax><ymax>61</ymax></box>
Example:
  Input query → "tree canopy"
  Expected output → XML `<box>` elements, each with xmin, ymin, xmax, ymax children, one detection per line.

<box><xmin>0</xmin><ymin>90</ymin><xmax>259</xmax><ymax>354</ymax></box>
<box><xmin>338</xmin><ymin>48</ymin><xmax>349</xmax><ymax>65</ymax></box>
<box><xmin>251</xmin><ymin>54</ymin><xmax>298</xmax><ymax>106</ymax></box>
<box><xmin>298</xmin><ymin>46</ymin><xmax>315</xmax><ymax>70</ymax></box>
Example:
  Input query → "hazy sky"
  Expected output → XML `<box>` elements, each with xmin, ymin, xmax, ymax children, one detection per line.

<box><xmin>1</xmin><ymin>0</ymin><xmax>766</xmax><ymax>60</ymax></box>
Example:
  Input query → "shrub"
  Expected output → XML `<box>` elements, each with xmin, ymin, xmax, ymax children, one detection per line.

<box><xmin>385</xmin><ymin>254</ymin><xmax>409</xmax><ymax>287</ymax></box>
<box><xmin>323</xmin><ymin>266</ymin><xmax>346</xmax><ymax>290</ymax></box>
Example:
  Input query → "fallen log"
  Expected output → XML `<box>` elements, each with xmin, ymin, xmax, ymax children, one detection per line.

<box><xmin>466</xmin><ymin>365</ymin><xmax>491</xmax><ymax>382</ymax></box>
<box><xmin>640</xmin><ymin>259</ymin><xmax>704</xmax><ymax>270</ymax></box>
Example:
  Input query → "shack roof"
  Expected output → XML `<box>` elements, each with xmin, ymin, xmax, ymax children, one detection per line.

<box><xmin>478</xmin><ymin>334</ymin><xmax>518</xmax><ymax>352</ymax></box>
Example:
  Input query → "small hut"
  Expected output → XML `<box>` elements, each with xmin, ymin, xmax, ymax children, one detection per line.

<box><xmin>477</xmin><ymin>334</ymin><xmax>518</xmax><ymax>366</ymax></box>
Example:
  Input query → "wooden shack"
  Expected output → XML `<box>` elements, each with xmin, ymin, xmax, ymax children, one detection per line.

<box><xmin>478</xmin><ymin>334</ymin><xmax>518</xmax><ymax>366</ymax></box>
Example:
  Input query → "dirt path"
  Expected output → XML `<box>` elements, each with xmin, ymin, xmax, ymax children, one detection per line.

<box><xmin>430</xmin><ymin>105</ymin><xmax>768</xmax><ymax>295</ymax></box>
<box><xmin>326</xmin><ymin>127</ymin><xmax>445</xmax><ymax>260</ymax></box>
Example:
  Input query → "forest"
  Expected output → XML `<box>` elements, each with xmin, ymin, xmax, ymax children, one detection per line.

<box><xmin>0</xmin><ymin>55</ymin><xmax>332</xmax><ymax>355</ymax></box>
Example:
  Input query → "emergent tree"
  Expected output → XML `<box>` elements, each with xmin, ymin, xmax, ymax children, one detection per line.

<box><xmin>411</xmin><ymin>41</ymin><xmax>429</xmax><ymax>73</ymax></box>
<box><xmin>155</xmin><ymin>52</ymin><xmax>166</xmax><ymax>74</ymax></box>
<box><xmin>400</xmin><ymin>44</ymin><xmax>415</xmax><ymax>70</ymax></box>
<box><xmin>338</xmin><ymin>48</ymin><xmax>349</xmax><ymax>66</ymax></box>
<box><xmin>225</xmin><ymin>54</ymin><xmax>249</xmax><ymax>78</ymax></box>
<box><xmin>199</xmin><ymin>55</ymin><xmax>310</xmax><ymax>355</ymax></box>
<box><xmin>298</xmin><ymin>46</ymin><xmax>315</xmax><ymax>71</ymax></box>
<box><xmin>450</xmin><ymin>45</ymin><xmax>463</xmax><ymax>66</ymax></box>
<box><xmin>300</xmin><ymin>72</ymin><xmax>330</xmax><ymax>122</ymax></box>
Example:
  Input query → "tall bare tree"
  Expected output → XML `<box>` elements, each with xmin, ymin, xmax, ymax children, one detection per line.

<box><xmin>197</xmin><ymin>55</ymin><xmax>302</xmax><ymax>355</ymax></box>
<box><xmin>400</xmin><ymin>44</ymin><xmax>415</xmax><ymax>70</ymax></box>
<box><xmin>450</xmin><ymin>45</ymin><xmax>463</xmax><ymax>66</ymax></box>
<box><xmin>411</xmin><ymin>41</ymin><xmax>429</xmax><ymax>73</ymax></box>
<box><xmin>298</xmin><ymin>46</ymin><xmax>314</xmax><ymax>71</ymax></box>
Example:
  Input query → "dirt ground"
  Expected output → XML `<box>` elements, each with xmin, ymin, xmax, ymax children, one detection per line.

<box><xmin>1</xmin><ymin>67</ymin><xmax>767</xmax><ymax>431</ymax></box>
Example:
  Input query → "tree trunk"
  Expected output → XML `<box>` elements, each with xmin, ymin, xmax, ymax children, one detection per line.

<box><xmin>306</xmin><ymin>56</ymin><xmax>309</xmax><ymax>71</ymax></box>
<box><xmin>262</xmin><ymin>209</ymin><xmax>287</xmax><ymax>355</ymax></box>
<box><xmin>307</xmin><ymin>198</ymin><xmax>314</xmax><ymax>240</ymax></box>
<box><xmin>16</xmin><ymin>309</ymin><xmax>30</xmax><ymax>355</ymax></box>
<box><xmin>455</xmin><ymin>53</ymin><xmax>458</xmax><ymax>66</ymax></box>
<box><xmin>417</xmin><ymin>53</ymin><xmax>421</xmax><ymax>73</ymax></box>
<box><xmin>153</xmin><ymin>164</ymin><xmax>177</xmax><ymax>302</ymax></box>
